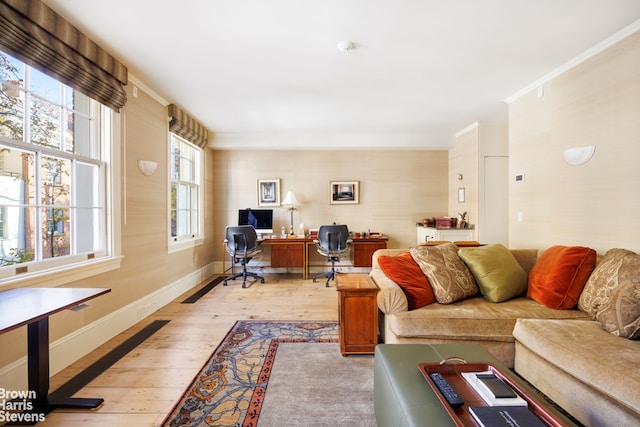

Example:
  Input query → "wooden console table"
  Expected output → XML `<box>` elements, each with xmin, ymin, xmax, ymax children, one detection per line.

<box><xmin>0</xmin><ymin>287</ymin><xmax>111</xmax><ymax>415</ymax></box>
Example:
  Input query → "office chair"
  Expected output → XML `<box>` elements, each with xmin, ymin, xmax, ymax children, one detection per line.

<box><xmin>224</xmin><ymin>225</ymin><xmax>265</xmax><ymax>288</ymax></box>
<box><xmin>312</xmin><ymin>224</ymin><xmax>352</xmax><ymax>287</ymax></box>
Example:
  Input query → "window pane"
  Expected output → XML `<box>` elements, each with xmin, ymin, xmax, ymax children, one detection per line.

<box><xmin>30</xmin><ymin>98</ymin><xmax>61</xmax><ymax>148</ymax></box>
<box><xmin>76</xmin><ymin>162</ymin><xmax>99</xmax><ymax>207</ymax></box>
<box><xmin>170</xmin><ymin>209</ymin><xmax>177</xmax><ymax>237</ymax></box>
<box><xmin>0</xmin><ymin>53</ymin><xmax>25</xmax><ymax>141</ymax></box>
<box><xmin>170</xmin><ymin>182</ymin><xmax>177</xmax><ymax>209</ymax></box>
<box><xmin>41</xmin><ymin>156</ymin><xmax>70</xmax><ymax>206</ymax></box>
<box><xmin>30</xmin><ymin>68</ymin><xmax>61</xmax><ymax>104</ymax></box>
<box><xmin>41</xmin><ymin>207</ymin><xmax>70</xmax><ymax>259</ymax></box>
<box><xmin>76</xmin><ymin>207</ymin><xmax>102</xmax><ymax>253</ymax></box>
<box><xmin>178</xmin><ymin>209</ymin><xmax>188</xmax><ymax>236</ymax></box>
<box><xmin>0</xmin><ymin>148</ymin><xmax>32</xmax><ymax>205</ymax></box>
<box><xmin>0</xmin><ymin>206</ymin><xmax>35</xmax><ymax>266</ymax></box>
<box><xmin>171</xmin><ymin>143</ymin><xmax>180</xmax><ymax>180</ymax></box>
<box><xmin>69</xmin><ymin>92</ymin><xmax>93</xmax><ymax>156</ymax></box>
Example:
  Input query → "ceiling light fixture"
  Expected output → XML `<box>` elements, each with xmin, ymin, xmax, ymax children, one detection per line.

<box><xmin>336</xmin><ymin>40</ymin><xmax>354</xmax><ymax>51</ymax></box>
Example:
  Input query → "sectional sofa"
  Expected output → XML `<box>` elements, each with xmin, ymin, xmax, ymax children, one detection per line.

<box><xmin>370</xmin><ymin>242</ymin><xmax>640</xmax><ymax>426</ymax></box>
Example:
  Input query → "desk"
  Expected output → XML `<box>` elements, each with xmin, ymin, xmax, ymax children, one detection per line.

<box><xmin>0</xmin><ymin>287</ymin><xmax>111</xmax><ymax>415</ymax></box>
<box><xmin>260</xmin><ymin>236</ymin><xmax>388</xmax><ymax>278</ymax></box>
<box><xmin>224</xmin><ymin>236</ymin><xmax>388</xmax><ymax>279</ymax></box>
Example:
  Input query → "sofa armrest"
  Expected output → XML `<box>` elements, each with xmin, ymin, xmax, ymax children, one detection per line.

<box><xmin>370</xmin><ymin>269</ymin><xmax>409</xmax><ymax>314</ymax></box>
<box><xmin>371</xmin><ymin>248</ymin><xmax>407</xmax><ymax>268</ymax></box>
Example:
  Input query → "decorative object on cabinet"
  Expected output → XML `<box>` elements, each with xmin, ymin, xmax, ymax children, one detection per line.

<box><xmin>257</xmin><ymin>179</ymin><xmax>280</xmax><ymax>206</ymax></box>
<box><xmin>281</xmin><ymin>190</ymin><xmax>299</xmax><ymax>235</ymax></box>
<box><xmin>329</xmin><ymin>181</ymin><xmax>359</xmax><ymax>204</ymax></box>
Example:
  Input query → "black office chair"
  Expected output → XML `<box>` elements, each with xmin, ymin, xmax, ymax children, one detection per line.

<box><xmin>312</xmin><ymin>224</ymin><xmax>352</xmax><ymax>287</ymax></box>
<box><xmin>224</xmin><ymin>225</ymin><xmax>265</xmax><ymax>288</ymax></box>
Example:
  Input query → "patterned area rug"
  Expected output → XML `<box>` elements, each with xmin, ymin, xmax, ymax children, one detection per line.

<box><xmin>163</xmin><ymin>320</ymin><xmax>341</xmax><ymax>427</ymax></box>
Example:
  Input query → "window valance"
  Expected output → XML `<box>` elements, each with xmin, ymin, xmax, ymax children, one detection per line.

<box><xmin>168</xmin><ymin>104</ymin><xmax>209</xmax><ymax>148</ymax></box>
<box><xmin>0</xmin><ymin>0</ymin><xmax>128</xmax><ymax>111</ymax></box>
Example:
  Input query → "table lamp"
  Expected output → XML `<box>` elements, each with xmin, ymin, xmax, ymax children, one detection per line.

<box><xmin>281</xmin><ymin>190</ymin><xmax>299</xmax><ymax>236</ymax></box>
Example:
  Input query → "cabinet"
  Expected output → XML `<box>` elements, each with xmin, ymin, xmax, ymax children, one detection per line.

<box><xmin>336</xmin><ymin>274</ymin><xmax>378</xmax><ymax>356</ymax></box>
<box><xmin>352</xmin><ymin>240</ymin><xmax>387</xmax><ymax>267</ymax></box>
<box><xmin>417</xmin><ymin>226</ymin><xmax>474</xmax><ymax>244</ymax></box>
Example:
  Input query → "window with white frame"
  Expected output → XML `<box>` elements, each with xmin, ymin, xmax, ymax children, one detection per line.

<box><xmin>169</xmin><ymin>133</ymin><xmax>202</xmax><ymax>244</ymax></box>
<box><xmin>0</xmin><ymin>50</ymin><xmax>113</xmax><ymax>276</ymax></box>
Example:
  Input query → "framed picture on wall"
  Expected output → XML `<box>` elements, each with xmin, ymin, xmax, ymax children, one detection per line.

<box><xmin>329</xmin><ymin>181</ymin><xmax>359</xmax><ymax>204</ymax></box>
<box><xmin>257</xmin><ymin>179</ymin><xmax>280</xmax><ymax>206</ymax></box>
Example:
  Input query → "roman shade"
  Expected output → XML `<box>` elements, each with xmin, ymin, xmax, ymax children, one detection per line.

<box><xmin>0</xmin><ymin>0</ymin><xmax>128</xmax><ymax>111</ymax></box>
<box><xmin>168</xmin><ymin>104</ymin><xmax>209</xmax><ymax>148</ymax></box>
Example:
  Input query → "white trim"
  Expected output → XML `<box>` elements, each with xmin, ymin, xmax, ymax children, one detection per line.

<box><xmin>128</xmin><ymin>74</ymin><xmax>170</xmax><ymax>106</ymax></box>
<box><xmin>505</xmin><ymin>19</ymin><xmax>640</xmax><ymax>103</ymax></box>
<box><xmin>0</xmin><ymin>256</ymin><xmax>122</xmax><ymax>288</ymax></box>
<box><xmin>168</xmin><ymin>236</ymin><xmax>205</xmax><ymax>254</ymax></box>
<box><xmin>455</xmin><ymin>122</ymin><xmax>479</xmax><ymax>138</ymax></box>
<box><xmin>0</xmin><ymin>262</ymin><xmax>217</xmax><ymax>391</ymax></box>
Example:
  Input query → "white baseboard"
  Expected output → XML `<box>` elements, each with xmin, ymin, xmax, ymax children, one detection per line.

<box><xmin>0</xmin><ymin>261</ymin><xmax>217</xmax><ymax>392</ymax></box>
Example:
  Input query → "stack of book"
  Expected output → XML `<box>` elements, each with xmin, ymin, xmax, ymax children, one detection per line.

<box><xmin>462</xmin><ymin>371</ymin><xmax>546</xmax><ymax>427</ymax></box>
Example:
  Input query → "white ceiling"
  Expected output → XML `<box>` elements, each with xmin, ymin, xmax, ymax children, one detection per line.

<box><xmin>44</xmin><ymin>0</ymin><xmax>640</xmax><ymax>149</ymax></box>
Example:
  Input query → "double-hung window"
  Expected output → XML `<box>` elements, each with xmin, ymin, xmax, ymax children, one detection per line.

<box><xmin>0</xmin><ymin>50</ymin><xmax>116</xmax><ymax>281</ymax></box>
<box><xmin>169</xmin><ymin>133</ymin><xmax>203</xmax><ymax>250</ymax></box>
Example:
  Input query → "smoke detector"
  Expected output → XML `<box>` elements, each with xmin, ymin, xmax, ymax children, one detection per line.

<box><xmin>336</xmin><ymin>40</ymin><xmax>354</xmax><ymax>51</ymax></box>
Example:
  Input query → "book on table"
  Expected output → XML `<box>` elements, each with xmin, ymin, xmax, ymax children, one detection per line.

<box><xmin>469</xmin><ymin>406</ymin><xmax>547</xmax><ymax>427</ymax></box>
<box><xmin>461</xmin><ymin>370</ymin><xmax>527</xmax><ymax>406</ymax></box>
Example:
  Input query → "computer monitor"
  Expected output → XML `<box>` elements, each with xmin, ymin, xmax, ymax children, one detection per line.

<box><xmin>238</xmin><ymin>209</ymin><xmax>273</xmax><ymax>234</ymax></box>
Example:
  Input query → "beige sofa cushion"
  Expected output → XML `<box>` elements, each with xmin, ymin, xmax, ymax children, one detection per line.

<box><xmin>410</xmin><ymin>243</ymin><xmax>478</xmax><ymax>304</ymax></box>
<box><xmin>387</xmin><ymin>296</ymin><xmax>590</xmax><ymax>342</ymax></box>
<box><xmin>578</xmin><ymin>248</ymin><xmax>640</xmax><ymax>339</ymax></box>
<box><xmin>513</xmin><ymin>318</ymin><xmax>640</xmax><ymax>414</ymax></box>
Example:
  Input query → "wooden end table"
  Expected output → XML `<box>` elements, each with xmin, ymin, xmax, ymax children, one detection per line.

<box><xmin>336</xmin><ymin>273</ymin><xmax>378</xmax><ymax>356</ymax></box>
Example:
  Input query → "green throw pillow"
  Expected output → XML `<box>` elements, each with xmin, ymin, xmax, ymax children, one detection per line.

<box><xmin>458</xmin><ymin>244</ymin><xmax>528</xmax><ymax>303</ymax></box>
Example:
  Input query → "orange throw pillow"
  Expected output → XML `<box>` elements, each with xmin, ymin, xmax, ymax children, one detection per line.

<box><xmin>527</xmin><ymin>245</ymin><xmax>597</xmax><ymax>309</ymax></box>
<box><xmin>378</xmin><ymin>251</ymin><xmax>436</xmax><ymax>310</ymax></box>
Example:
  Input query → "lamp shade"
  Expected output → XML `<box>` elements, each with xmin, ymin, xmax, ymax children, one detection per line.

<box><xmin>282</xmin><ymin>190</ymin><xmax>299</xmax><ymax>206</ymax></box>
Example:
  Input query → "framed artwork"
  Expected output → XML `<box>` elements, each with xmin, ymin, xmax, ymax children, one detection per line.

<box><xmin>330</xmin><ymin>181</ymin><xmax>359</xmax><ymax>204</ymax></box>
<box><xmin>257</xmin><ymin>179</ymin><xmax>280</xmax><ymax>206</ymax></box>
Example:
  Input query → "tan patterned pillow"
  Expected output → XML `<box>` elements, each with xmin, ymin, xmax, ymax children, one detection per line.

<box><xmin>578</xmin><ymin>248</ymin><xmax>640</xmax><ymax>339</ymax></box>
<box><xmin>410</xmin><ymin>243</ymin><xmax>478</xmax><ymax>304</ymax></box>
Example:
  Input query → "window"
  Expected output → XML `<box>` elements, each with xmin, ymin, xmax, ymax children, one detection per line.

<box><xmin>0</xmin><ymin>50</ymin><xmax>116</xmax><ymax>280</ymax></box>
<box><xmin>169</xmin><ymin>134</ymin><xmax>202</xmax><ymax>247</ymax></box>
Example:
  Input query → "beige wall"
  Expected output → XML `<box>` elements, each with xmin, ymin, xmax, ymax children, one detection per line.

<box><xmin>449</xmin><ymin>125</ymin><xmax>480</xmax><ymax>234</ymax></box>
<box><xmin>508</xmin><ymin>31</ymin><xmax>640</xmax><ymax>253</ymax></box>
<box><xmin>211</xmin><ymin>149</ymin><xmax>449</xmax><ymax>255</ymax></box>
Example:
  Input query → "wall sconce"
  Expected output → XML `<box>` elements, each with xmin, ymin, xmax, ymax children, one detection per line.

<box><xmin>457</xmin><ymin>173</ymin><xmax>465</xmax><ymax>203</ymax></box>
<box><xmin>137</xmin><ymin>160</ymin><xmax>158</xmax><ymax>176</ymax></box>
<box><xmin>563</xmin><ymin>146</ymin><xmax>595</xmax><ymax>166</ymax></box>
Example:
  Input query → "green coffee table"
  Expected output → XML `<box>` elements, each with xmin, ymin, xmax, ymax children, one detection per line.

<box><xmin>374</xmin><ymin>344</ymin><xmax>574</xmax><ymax>427</ymax></box>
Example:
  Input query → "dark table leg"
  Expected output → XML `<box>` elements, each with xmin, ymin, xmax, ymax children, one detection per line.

<box><xmin>26</xmin><ymin>318</ymin><xmax>103</xmax><ymax>413</ymax></box>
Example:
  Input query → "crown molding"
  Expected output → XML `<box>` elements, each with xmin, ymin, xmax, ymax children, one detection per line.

<box><xmin>504</xmin><ymin>18</ymin><xmax>640</xmax><ymax>104</ymax></box>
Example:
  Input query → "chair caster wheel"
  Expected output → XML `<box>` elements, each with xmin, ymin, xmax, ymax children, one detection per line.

<box><xmin>223</xmin><ymin>281</ymin><xmax>228</xmax><ymax>286</ymax></box>
<box><xmin>313</xmin><ymin>278</ymin><xmax>317</xmax><ymax>283</ymax></box>
<box><xmin>260</xmin><ymin>278</ymin><xmax>265</xmax><ymax>283</ymax></box>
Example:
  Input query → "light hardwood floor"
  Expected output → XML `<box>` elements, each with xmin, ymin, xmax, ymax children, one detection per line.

<box><xmin>40</xmin><ymin>274</ymin><xmax>339</xmax><ymax>426</ymax></box>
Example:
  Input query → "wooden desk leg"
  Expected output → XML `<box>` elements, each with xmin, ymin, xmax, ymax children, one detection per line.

<box><xmin>27</xmin><ymin>318</ymin><xmax>104</xmax><ymax>412</ymax></box>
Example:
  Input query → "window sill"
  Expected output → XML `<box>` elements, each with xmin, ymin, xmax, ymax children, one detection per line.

<box><xmin>168</xmin><ymin>237</ymin><xmax>205</xmax><ymax>254</ymax></box>
<box><xmin>0</xmin><ymin>256</ymin><xmax>123</xmax><ymax>289</ymax></box>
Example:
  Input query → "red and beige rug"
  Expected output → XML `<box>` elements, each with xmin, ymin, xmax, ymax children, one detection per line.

<box><xmin>162</xmin><ymin>320</ymin><xmax>342</xmax><ymax>427</ymax></box>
